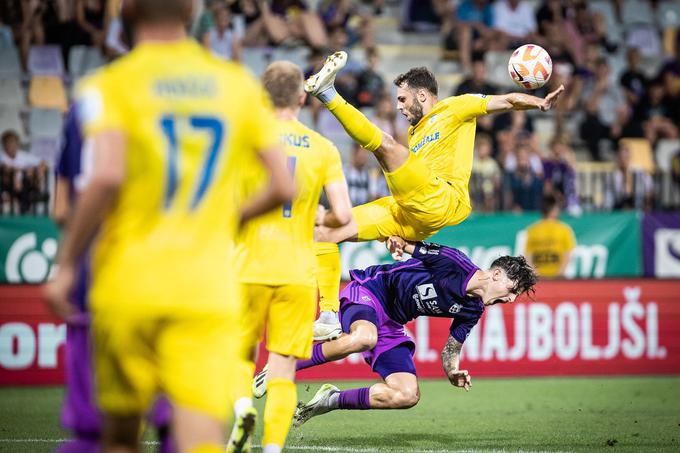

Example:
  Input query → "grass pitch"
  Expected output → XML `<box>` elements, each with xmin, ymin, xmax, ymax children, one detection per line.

<box><xmin>1</xmin><ymin>377</ymin><xmax>679</xmax><ymax>452</ymax></box>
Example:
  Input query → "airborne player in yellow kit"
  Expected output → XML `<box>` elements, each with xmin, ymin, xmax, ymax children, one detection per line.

<box><xmin>227</xmin><ymin>61</ymin><xmax>352</xmax><ymax>453</ymax></box>
<box><xmin>44</xmin><ymin>0</ymin><xmax>294</xmax><ymax>451</ymax></box>
<box><xmin>306</xmin><ymin>51</ymin><xmax>565</xmax><ymax>340</ymax></box>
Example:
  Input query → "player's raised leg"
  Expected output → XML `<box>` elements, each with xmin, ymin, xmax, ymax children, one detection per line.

<box><xmin>305</xmin><ymin>51</ymin><xmax>409</xmax><ymax>173</ymax></box>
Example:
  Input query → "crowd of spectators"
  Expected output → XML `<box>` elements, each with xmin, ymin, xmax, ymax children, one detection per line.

<box><xmin>1</xmin><ymin>0</ymin><xmax>678</xmax><ymax>215</ymax></box>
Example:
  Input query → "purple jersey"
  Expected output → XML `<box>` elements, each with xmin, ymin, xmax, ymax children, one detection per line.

<box><xmin>56</xmin><ymin>105</ymin><xmax>90</xmax><ymax>313</ymax></box>
<box><xmin>349</xmin><ymin>242</ymin><xmax>484</xmax><ymax>343</ymax></box>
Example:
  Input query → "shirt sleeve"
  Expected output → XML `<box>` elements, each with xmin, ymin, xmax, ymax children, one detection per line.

<box><xmin>449</xmin><ymin>316</ymin><xmax>480</xmax><ymax>343</ymax></box>
<box><xmin>445</xmin><ymin>94</ymin><xmax>489</xmax><ymax>122</ymax></box>
<box><xmin>323</xmin><ymin>140</ymin><xmax>346</xmax><ymax>185</ymax></box>
<box><xmin>56</xmin><ymin>106</ymin><xmax>83</xmax><ymax>179</ymax></box>
<box><xmin>75</xmin><ymin>73</ymin><xmax>125</xmax><ymax>137</ymax></box>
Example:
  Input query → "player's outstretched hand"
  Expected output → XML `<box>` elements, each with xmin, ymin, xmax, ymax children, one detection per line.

<box><xmin>386</xmin><ymin>236</ymin><xmax>406</xmax><ymax>260</ymax></box>
<box><xmin>43</xmin><ymin>264</ymin><xmax>76</xmax><ymax>321</ymax></box>
<box><xmin>449</xmin><ymin>369</ymin><xmax>472</xmax><ymax>391</ymax></box>
<box><xmin>540</xmin><ymin>84</ymin><xmax>565</xmax><ymax>111</ymax></box>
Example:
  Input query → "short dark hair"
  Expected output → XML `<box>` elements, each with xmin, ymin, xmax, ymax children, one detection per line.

<box><xmin>1</xmin><ymin>130</ymin><xmax>19</xmax><ymax>145</ymax></box>
<box><xmin>541</xmin><ymin>194</ymin><xmax>559</xmax><ymax>217</ymax></box>
<box><xmin>490</xmin><ymin>255</ymin><xmax>538</xmax><ymax>296</ymax></box>
<box><xmin>394</xmin><ymin>67</ymin><xmax>438</xmax><ymax>96</ymax></box>
<box><xmin>122</xmin><ymin>0</ymin><xmax>193</xmax><ymax>25</ymax></box>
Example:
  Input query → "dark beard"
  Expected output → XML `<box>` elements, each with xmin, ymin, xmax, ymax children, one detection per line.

<box><xmin>408</xmin><ymin>100</ymin><xmax>424</xmax><ymax>126</ymax></box>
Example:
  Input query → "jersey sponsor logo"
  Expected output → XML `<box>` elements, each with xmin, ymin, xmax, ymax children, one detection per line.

<box><xmin>448</xmin><ymin>303</ymin><xmax>462</xmax><ymax>314</ymax></box>
<box><xmin>417</xmin><ymin>283</ymin><xmax>437</xmax><ymax>300</ymax></box>
<box><xmin>419</xmin><ymin>244</ymin><xmax>440</xmax><ymax>255</ymax></box>
<box><xmin>410</xmin><ymin>131</ymin><xmax>440</xmax><ymax>153</ymax></box>
<box><xmin>280</xmin><ymin>133</ymin><xmax>310</xmax><ymax>148</ymax></box>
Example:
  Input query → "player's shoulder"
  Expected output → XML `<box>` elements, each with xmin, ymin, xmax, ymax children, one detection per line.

<box><xmin>297</xmin><ymin>121</ymin><xmax>341</xmax><ymax>155</ymax></box>
<box><xmin>442</xmin><ymin>93</ymin><xmax>489</xmax><ymax>106</ymax></box>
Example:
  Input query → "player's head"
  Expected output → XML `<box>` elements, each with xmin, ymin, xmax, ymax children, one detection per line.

<box><xmin>541</xmin><ymin>194</ymin><xmax>560</xmax><ymax>219</ymax></box>
<box><xmin>484</xmin><ymin>255</ymin><xmax>537</xmax><ymax>305</ymax></box>
<box><xmin>394</xmin><ymin>67</ymin><xmax>438</xmax><ymax>126</ymax></box>
<box><xmin>262</xmin><ymin>61</ymin><xmax>306</xmax><ymax>110</ymax></box>
<box><xmin>121</xmin><ymin>0</ymin><xmax>194</xmax><ymax>39</ymax></box>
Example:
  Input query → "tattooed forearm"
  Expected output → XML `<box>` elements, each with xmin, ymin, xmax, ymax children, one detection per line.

<box><xmin>441</xmin><ymin>335</ymin><xmax>463</xmax><ymax>377</ymax></box>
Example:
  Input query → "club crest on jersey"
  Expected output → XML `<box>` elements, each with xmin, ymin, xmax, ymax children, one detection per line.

<box><xmin>448</xmin><ymin>303</ymin><xmax>462</xmax><ymax>314</ymax></box>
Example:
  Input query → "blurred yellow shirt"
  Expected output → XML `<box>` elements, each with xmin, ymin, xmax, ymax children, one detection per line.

<box><xmin>407</xmin><ymin>94</ymin><xmax>489</xmax><ymax>188</ymax></box>
<box><xmin>238</xmin><ymin>118</ymin><xmax>345</xmax><ymax>286</ymax></box>
<box><xmin>525</xmin><ymin>218</ymin><xmax>577</xmax><ymax>278</ymax></box>
<box><xmin>76</xmin><ymin>39</ymin><xmax>278</xmax><ymax>314</ymax></box>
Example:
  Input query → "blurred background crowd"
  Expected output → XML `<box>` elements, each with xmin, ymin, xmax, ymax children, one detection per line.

<box><xmin>1</xmin><ymin>0</ymin><xmax>679</xmax><ymax>216</ymax></box>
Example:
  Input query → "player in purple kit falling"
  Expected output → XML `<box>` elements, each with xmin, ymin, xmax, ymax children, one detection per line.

<box><xmin>51</xmin><ymin>105</ymin><xmax>173</xmax><ymax>452</ymax></box>
<box><xmin>253</xmin><ymin>236</ymin><xmax>536</xmax><ymax>424</ymax></box>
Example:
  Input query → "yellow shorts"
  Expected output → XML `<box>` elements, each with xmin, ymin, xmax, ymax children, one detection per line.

<box><xmin>239</xmin><ymin>283</ymin><xmax>316</xmax><ymax>360</ymax></box>
<box><xmin>354</xmin><ymin>153</ymin><xmax>471</xmax><ymax>241</ymax></box>
<box><xmin>92</xmin><ymin>308</ymin><xmax>238</xmax><ymax>422</ymax></box>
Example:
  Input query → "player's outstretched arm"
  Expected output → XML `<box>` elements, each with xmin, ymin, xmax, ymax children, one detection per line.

<box><xmin>240</xmin><ymin>145</ymin><xmax>295</xmax><ymax>226</ymax></box>
<box><xmin>386</xmin><ymin>236</ymin><xmax>416</xmax><ymax>260</ymax></box>
<box><xmin>441</xmin><ymin>335</ymin><xmax>471</xmax><ymax>391</ymax></box>
<box><xmin>486</xmin><ymin>84</ymin><xmax>565</xmax><ymax>114</ymax></box>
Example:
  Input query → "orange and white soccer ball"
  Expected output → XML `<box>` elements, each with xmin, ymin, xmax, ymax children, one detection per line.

<box><xmin>508</xmin><ymin>44</ymin><xmax>552</xmax><ymax>90</ymax></box>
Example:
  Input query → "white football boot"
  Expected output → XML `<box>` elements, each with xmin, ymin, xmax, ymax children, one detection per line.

<box><xmin>304</xmin><ymin>51</ymin><xmax>348</xmax><ymax>97</ymax></box>
<box><xmin>293</xmin><ymin>383</ymin><xmax>340</xmax><ymax>427</ymax></box>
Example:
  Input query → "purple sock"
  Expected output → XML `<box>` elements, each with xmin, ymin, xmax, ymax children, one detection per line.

<box><xmin>296</xmin><ymin>343</ymin><xmax>327</xmax><ymax>371</ymax></box>
<box><xmin>338</xmin><ymin>387</ymin><xmax>371</xmax><ymax>410</ymax></box>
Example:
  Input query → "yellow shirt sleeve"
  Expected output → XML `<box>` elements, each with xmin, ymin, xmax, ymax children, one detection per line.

<box><xmin>75</xmin><ymin>73</ymin><xmax>126</xmax><ymax>136</ymax></box>
<box><xmin>323</xmin><ymin>140</ymin><xmax>346</xmax><ymax>185</ymax></box>
<box><xmin>445</xmin><ymin>94</ymin><xmax>489</xmax><ymax>122</ymax></box>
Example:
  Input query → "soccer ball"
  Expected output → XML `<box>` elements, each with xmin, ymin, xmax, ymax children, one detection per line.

<box><xmin>508</xmin><ymin>44</ymin><xmax>552</xmax><ymax>90</ymax></box>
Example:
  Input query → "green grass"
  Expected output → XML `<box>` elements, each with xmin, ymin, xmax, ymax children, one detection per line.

<box><xmin>1</xmin><ymin>377</ymin><xmax>679</xmax><ymax>452</ymax></box>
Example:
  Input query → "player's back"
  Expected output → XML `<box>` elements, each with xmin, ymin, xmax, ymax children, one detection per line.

<box><xmin>77</xmin><ymin>39</ymin><xmax>275</xmax><ymax>314</ymax></box>
<box><xmin>238</xmin><ymin>118</ymin><xmax>344</xmax><ymax>286</ymax></box>
<box><xmin>407</xmin><ymin>94</ymin><xmax>488</xmax><ymax>188</ymax></box>
<box><xmin>525</xmin><ymin>218</ymin><xmax>575</xmax><ymax>276</ymax></box>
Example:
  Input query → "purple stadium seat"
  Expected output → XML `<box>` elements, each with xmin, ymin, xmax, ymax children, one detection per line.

<box><xmin>30</xmin><ymin>137</ymin><xmax>60</xmax><ymax>167</ymax></box>
<box><xmin>28</xmin><ymin>45</ymin><xmax>65</xmax><ymax>77</ymax></box>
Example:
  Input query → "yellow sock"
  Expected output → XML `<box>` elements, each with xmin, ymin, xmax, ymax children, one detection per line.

<box><xmin>315</xmin><ymin>242</ymin><xmax>341</xmax><ymax>313</ymax></box>
<box><xmin>262</xmin><ymin>378</ymin><xmax>297</xmax><ymax>448</ymax></box>
<box><xmin>326</xmin><ymin>95</ymin><xmax>383</xmax><ymax>152</ymax></box>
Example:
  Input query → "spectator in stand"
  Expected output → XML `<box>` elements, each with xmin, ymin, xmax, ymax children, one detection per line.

<box><xmin>619</xmin><ymin>47</ymin><xmax>648</xmax><ymax>138</ymax></box>
<box><xmin>370</xmin><ymin>94</ymin><xmax>408</xmax><ymax>146</ymax></box>
<box><xmin>0</xmin><ymin>130</ymin><xmax>47</xmax><ymax>214</ymax></box>
<box><xmin>504</xmin><ymin>146</ymin><xmax>544</xmax><ymax>212</ymax></box>
<box><xmin>471</xmin><ymin>133</ymin><xmax>500</xmax><ymax>212</ymax></box>
<box><xmin>490</xmin><ymin>0</ymin><xmax>538</xmax><ymax>50</ymax></box>
<box><xmin>202</xmin><ymin>4</ymin><xmax>242</xmax><ymax>61</ymax></box>
<box><xmin>579</xmin><ymin>57</ymin><xmax>627</xmax><ymax>161</ymax></box>
<box><xmin>76</xmin><ymin>0</ymin><xmax>106</xmax><ymax>49</ymax></box>
<box><xmin>401</xmin><ymin>0</ymin><xmax>450</xmax><ymax>33</ymax></box>
<box><xmin>605</xmin><ymin>143</ymin><xmax>653</xmax><ymax>210</ymax></box>
<box><xmin>317</xmin><ymin>0</ymin><xmax>375</xmax><ymax>48</ymax></box>
<box><xmin>344</xmin><ymin>143</ymin><xmax>385</xmax><ymax>206</ymax></box>
<box><xmin>195</xmin><ymin>0</ymin><xmax>222</xmax><ymax>42</ymax></box>
<box><xmin>642</xmin><ymin>76</ymin><xmax>679</xmax><ymax>145</ymax></box>
<box><xmin>543</xmin><ymin>135</ymin><xmax>579</xmax><ymax>214</ymax></box>
<box><xmin>354</xmin><ymin>47</ymin><xmax>385</xmax><ymax>108</ymax></box>
<box><xmin>525</xmin><ymin>194</ymin><xmax>576</xmax><ymax>279</ymax></box>
<box><xmin>442</xmin><ymin>0</ymin><xmax>494</xmax><ymax>73</ymax></box>
<box><xmin>261</xmin><ymin>0</ymin><xmax>327</xmax><ymax>50</ymax></box>
<box><xmin>453</xmin><ymin>53</ymin><xmax>496</xmax><ymax>134</ymax></box>
<box><xmin>535</xmin><ymin>0</ymin><xmax>582</xmax><ymax>66</ymax></box>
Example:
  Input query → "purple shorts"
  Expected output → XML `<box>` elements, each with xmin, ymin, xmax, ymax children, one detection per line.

<box><xmin>339</xmin><ymin>281</ymin><xmax>415</xmax><ymax>373</ymax></box>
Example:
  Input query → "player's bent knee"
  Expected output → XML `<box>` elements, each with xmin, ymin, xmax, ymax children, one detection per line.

<box><xmin>393</xmin><ymin>388</ymin><xmax>420</xmax><ymax>409</ymax></box>
<box><xmin>350</xmin><ymin>331</ymin><xmax>377</xmax><ymax>352</ymax></box>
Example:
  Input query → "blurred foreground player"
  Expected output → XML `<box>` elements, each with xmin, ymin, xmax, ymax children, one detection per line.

<box><xmin>51</xmin><ymin>105</ymin><xmax>174</xmax><ymax>453</ymax></box>
<box><xmin>305</xmin><ymin>51</ymin><xmax>563</xmax><ymax>341</ymax></box>
<box><xmin>228</xmin><ymin>61</ymin><xmax>352</xmax><ymax>453</ymax></box>
<box><xmin>254</xmin><ymin>237</ymin><xmax>537</xmax><ymax>424</ymax></box>
<box><xmin>44</xmin><ymin>0</ymin><xmax>294</xmax><ymax>451</ymax></box>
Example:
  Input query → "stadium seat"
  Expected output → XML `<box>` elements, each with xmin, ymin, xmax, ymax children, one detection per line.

<box><xmin>298</xmin><ymin>108</ymin><xmax>314</xmax><ymax>128</ymax></box>
<box><xmin>30</xmin><ymin>137</ymin><xmax>60</xmax><ymax>167</ymax></box>
<box><xmin>28</xmin><ymin>76</ymin><xmax>68</xmax><ymax>112</ymax></box>
<box><xmin>0</xmin><ymin>105</ymin><xmax>26</xmax><ymax>141</ymax></box>
<box><xmin>0</xmin><ymin>77</ymin><xmax>24</xmax><ymax>107</ymax></box>
<box><xmin>619</xmin><ymin>138</ymin><xmax>655</xmax><ymax>173</ymax></box>
<box><xmin>0</xmin><ymin>47</ymin><xmax>21</xmax><ymax>77</ymax></box>
<box><xmin>620</xmin><ymin>0</ymin><xmax>655</xmax><ymax>26</ymax></box>
<box><xmin>272</xmin><ymin>47</ymin><xmax>309</xmax><ymax>68</ymax></box>
<box><xmin>27</xmin><ymin>45</ymin><xmax>65</xmax><ymax>77</ymax></box>
<box><xmin>655</xmin><ymin>139</ymin><xmax>680</xmax><ymax>173</ymax></box>
<box><xmin>484</xmin><ymin>51</ymin><xmax>515</xmax><ymax>89</ymax></box>
<box><xmin>29</xmin><ymin>109</ymin><xmax>64</xmax><ymax>139</ymax></box>
<box><xmin>241</xmin><ymin>48</ymin><xmax>273</xmax><ymax>76</ymax></box>
<box><xmin>68</xmin><ymin>45</ymin><xmax>106</xmax><ymax>79</ymax></box>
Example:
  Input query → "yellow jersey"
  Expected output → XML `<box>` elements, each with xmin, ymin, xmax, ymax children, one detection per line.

<box><xmin>76</xmin><ymin>39</ymin><xmax>278</xmax><ymax>314</ymax></box>
<box><xmin>238</xmin><ymin>118</ymin><xmax>345</xmax><ymax>286</ymax></box>
<box><xmin>407</xmin><ymin>94</ymin><xmax>488</xmax><ymax>187</ymax></box>
<box><xmin>525</xmin><ymin>218</ymin><xmax>577</xmax><ymax>278</ymax></box>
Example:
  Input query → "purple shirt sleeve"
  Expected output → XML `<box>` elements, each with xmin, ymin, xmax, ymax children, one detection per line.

<box><xmin>411</xmin><ymin>242</ymin><xmax>479</xmax><ymax>297</ymax></box>
<box><xmin>449</xmin><ymin>317</ymin><xmax>479</xmax><ymax>343</ymax></box>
